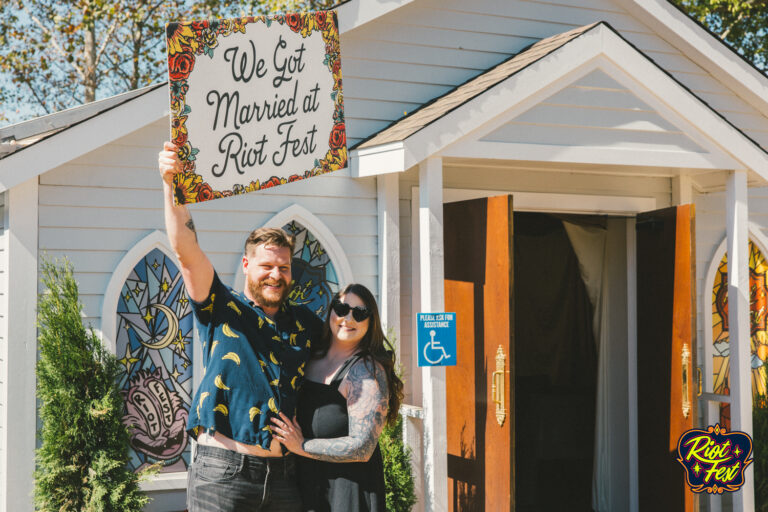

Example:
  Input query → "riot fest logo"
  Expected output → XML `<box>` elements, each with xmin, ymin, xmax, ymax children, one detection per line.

<box><xmin>677</xmin><ymin>424</ymin><xmax>753</xmax><ymax>493</ymax></box>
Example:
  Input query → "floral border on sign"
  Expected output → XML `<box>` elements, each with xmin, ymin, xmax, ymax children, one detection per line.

<box><xmin>166</xmin><ymin>12</ymin><xmax>346</xmax><ymax>204</ymax></box>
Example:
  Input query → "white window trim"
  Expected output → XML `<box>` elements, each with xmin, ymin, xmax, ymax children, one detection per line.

<box><xmin>99</xmin><ymin>229</ymin><xmax>193</xmax><ymax>490</ymax></box>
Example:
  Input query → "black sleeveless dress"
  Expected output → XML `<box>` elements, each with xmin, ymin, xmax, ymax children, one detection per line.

<box><xmin>296</xmin><ymin>355</ymin><xmax>386</xmax><ymax>512</ymax></box>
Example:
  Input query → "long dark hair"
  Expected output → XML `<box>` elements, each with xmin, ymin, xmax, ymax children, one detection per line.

<box><xmin>312</xmin><ymin>284</ymin><xmax>404</xmax><ymax>426</ymax></box>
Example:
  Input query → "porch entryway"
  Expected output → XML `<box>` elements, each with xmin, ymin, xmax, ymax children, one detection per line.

<box><xmin>443</xmin><ymin>196</ymin><xmax>633</xmax><ymax>511</ymax></box>
<box><xmin>353</xmin><ymin>21</ymin><xmax>768</xmax><ymax>511</ymax></box>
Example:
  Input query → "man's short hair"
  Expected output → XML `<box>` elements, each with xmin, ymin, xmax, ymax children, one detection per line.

<box><xmin>244</xmin><ymin>227</ymin><xmax>295</xmax><ymax>256</ymax></box>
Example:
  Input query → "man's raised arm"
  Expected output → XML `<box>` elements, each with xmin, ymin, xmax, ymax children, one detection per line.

<box><xmin>158</xmin><ymin>141</ymin><xmax>214</xmax><ymax>302</ymax></box>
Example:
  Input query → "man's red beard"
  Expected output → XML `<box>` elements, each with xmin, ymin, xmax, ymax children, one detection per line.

<box><xmin>248</xmin><ymin>277</ymin><xmax>291</xmax><ymax>308</ymax></box>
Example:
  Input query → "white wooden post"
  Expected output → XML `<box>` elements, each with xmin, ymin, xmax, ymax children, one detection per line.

<box><xmin>377</xmin><ymin>174</ymin><xmax>401</xmax><ymax>349</ymax></box>
<box><xmin>410</xmin><ymin>187</ymin><xmax>423</xmax><ymax>406</ymax></box>
<box><xmin>409</xmin><ymin>186</ymin><xmax>425</xmax><ymax>512</ymax></box>
<box><xmin>2</xmin><ymin>178</ymin><xmax>39</xmax><ymax>512</ymax></box>
<box><xmin>419</xmin><ymin>157</ymin><xmax>448</xmax><ymax>512</ymax></box>
<box><xmin>725</xmin><ymin>170</ymin><xmax>754</xmax><ymax>511</ymax></box>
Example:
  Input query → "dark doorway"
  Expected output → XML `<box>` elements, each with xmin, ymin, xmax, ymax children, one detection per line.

<box><xmin>513</xmin><ymin>213</ymin><xmax>598</xmax><ymax>512</ymax></box>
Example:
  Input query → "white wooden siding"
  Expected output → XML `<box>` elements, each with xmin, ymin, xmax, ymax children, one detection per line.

<box><xmin>38</xmin><ymin>119</ymin><xmax>379</xmax><ymax>329</ymax></box>
<box><xmin>397</xmin><ymin>163</ymin><xmax>672</xmax><ymax>402</ymax></box>
<box><xmin>340</xmin><ymin>0</ymin><xmax>768</xmax><ymax>150</ymax></box>
<box><xmin>479</xmin><ymin>69</ymin><xmax>712</xmax><ymax>155</ymax></box>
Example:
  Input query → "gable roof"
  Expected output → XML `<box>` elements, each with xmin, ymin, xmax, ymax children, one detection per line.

<box><xmin>0</xmin><ymin>84</ymin><xmax>168</xmax><ymax>192</ymax></box>
<box><xmin>355</xmin><ymin>23</ymin><xmax>598</xmax><ymax>150</ymax></box>
<box><xmin>0</xmin><ymin>84</ymin><xmax>164</xmax><ymax>158</ymax></box>
<box><xmin>342</xmin><ymin>0</ymin><xmax>768</xmax><ymax>138</ymax></box>
<box><xmin>351</xmin><ymin>21</ymin><xmax>768</xmax><ymax>186</ymax></box>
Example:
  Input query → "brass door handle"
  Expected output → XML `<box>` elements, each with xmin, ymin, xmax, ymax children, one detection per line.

<box><xmin>697</xmin><ymin>367</ymin><xmax>702</xmax><ymax>398</ymax></box>
<box><xmin>491</xmin><ymin>346</ymin><xmax>507</xmax><ymax>427</ymax></box>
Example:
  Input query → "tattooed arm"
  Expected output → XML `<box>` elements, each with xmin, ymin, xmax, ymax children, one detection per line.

<box><xmin>273</xmin><ymin>359</ymin><xmax>389</xmax><ymax>462</ymax></box>
<box><xmin>158</xmin><ymin>141</ymin><xmax>213</xmax><ymax>302</ymax></box>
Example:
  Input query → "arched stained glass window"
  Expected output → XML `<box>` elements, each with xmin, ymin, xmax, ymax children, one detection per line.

<box><xmin>283</xmin><ymin>220</ymin><xmax>340</xmax><ymax>318</ymax></box>
<box><xmin>116</xmin><ymin>247</ymin><xmax>193</xmax><ymax>473</ymax></box>
<box><xmin>712</xmin><ymin>240</ymin><xmax>768</xmax><ymax>428</ymax></box>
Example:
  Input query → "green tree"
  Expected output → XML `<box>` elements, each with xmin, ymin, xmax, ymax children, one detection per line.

<box><xmin>0</xmin><ymin>0</ymin><xmax>334</xmax><ymax>124</ymax></box>
<box><xmin>670</xmin><ymin>0</ymin><xmax>768</xmax><ymax>71</ymax></box>
<box><xmin>35</xmin><ymin>258</ymin><xmax>151</xmax><ymax>512</ymax></box>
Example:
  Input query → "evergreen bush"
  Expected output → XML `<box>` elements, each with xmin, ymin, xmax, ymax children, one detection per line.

<box><xmin>34</xmin><ymin>257</ymin><xmax>150</xmax><ymax>512</ymax></box>
<box><xmin>380</xmin><ymin>414</ymin><xmax>417</xmax><ymax>512</ymax></box>
<box><xmin>755</xmin><ymin>393</ymin><xmax>768</xmax><ymax>511</ymax></box>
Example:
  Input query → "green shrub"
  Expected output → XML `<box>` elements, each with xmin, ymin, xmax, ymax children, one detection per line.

<box><xmin>380</xmin><ymin>414</ymin><xmax>417</xmax><ymax>512</ymax></box>
<box><xmin>34</xmin><ymin>258</ymin><xmax>151</xmax><ymax>512</ymax></box>
<box><xmin>755</xmin><ymin>393</ymin><xmax>768</xmax><ymax>511</ymax></box>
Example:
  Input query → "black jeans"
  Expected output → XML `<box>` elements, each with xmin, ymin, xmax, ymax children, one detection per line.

<box><xmin>187</xmin><ymin>445</ymin><xmax>302</xmax><ymax>512</ymax></box>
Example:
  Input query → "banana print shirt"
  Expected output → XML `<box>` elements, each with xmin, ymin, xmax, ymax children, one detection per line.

<box><xmin>187</xmin><ymin>272</ymin><xmax>322</xmax><ymax>449</ymax></box>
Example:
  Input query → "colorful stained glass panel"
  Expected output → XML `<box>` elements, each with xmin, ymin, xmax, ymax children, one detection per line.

<box><xmin>116</xmin><ymin>248</ymin><xmax>193</xmax><ymax>473</ymax></box>
<box><xmin>282</xmin><ymin>220</ymin><xmax>339</xmax><ymax>318</ymax></box>
<box><xmin>711</xmin><ymin>240</ymin><xmax>768</xmax><ymax>428</ymax></box>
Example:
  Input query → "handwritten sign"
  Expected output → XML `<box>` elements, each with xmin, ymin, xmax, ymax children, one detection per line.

<box><xmin>166</xmin><ymin>13</ymin><xmax>346</xmax><ymax>204</ymax></box>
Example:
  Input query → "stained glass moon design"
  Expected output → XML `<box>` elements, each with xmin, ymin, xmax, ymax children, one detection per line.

<box><xmin>116</xmin><ymin>248</ymin><xmax>193</xmax><ymax>473</ymax></box>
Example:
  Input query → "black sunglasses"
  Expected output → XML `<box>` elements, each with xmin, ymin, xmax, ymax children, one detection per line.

<box><xmin>331</xmin><ymin>300</ymin><xmax>371</xmax><ymax>322</ymax></box>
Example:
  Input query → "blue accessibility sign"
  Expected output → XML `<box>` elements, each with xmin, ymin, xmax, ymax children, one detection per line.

<box><xmin>417</xmin><ymin>312</ymin><xmax>456</xmax><ymax>367</ymax></box>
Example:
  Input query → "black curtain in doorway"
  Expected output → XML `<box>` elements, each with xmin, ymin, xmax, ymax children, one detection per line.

<box><xmin>514</xmin><ymin>212</ymin><xmax>597</xmax><ymax>512</ymax></box>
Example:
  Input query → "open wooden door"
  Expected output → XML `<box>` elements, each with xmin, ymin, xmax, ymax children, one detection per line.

<box><xmin>636</xmin><ymin>204</ymin><xmax>696</xmax><ymax>512</ymax></box>
<box><xmin>444</xmin><ymin>195</ymin><xmax>514</xmax><ymax>512</ymax></box>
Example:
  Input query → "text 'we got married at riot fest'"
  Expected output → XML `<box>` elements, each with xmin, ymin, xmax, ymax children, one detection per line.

<box><xmin>205</xmin><ymin>34</ymin><xmax>322</xmax><ymax>176</ymax></box>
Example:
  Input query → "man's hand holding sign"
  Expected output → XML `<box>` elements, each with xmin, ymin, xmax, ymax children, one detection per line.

<box><xmin>165</xmin><ymin>12</ymin><xmax>346</xmax><ymax>205</ymax></box>
<box><xmin>159</xmin><ymin>11</ymin><xmax>343</xmax><ymax>512</ymax></box>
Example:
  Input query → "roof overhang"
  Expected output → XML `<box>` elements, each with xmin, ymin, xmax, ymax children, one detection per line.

<box><xmin>618</xmin><ymin>0</ymin><xmax>768</xmax><ymax>121</ymax></box>
<box><xmin>0</xmin><ymin>84</ymin><xmax>163</xmax><ymax>146</ymax></box>
<box><xmin>0</xmin><ymin>85</ymin><xmax>169</xmax><ymax>193</ymax></box>
<box><xmin>351</xmin><ymin>23</ymin><xmax>768</xmax><ymax>187</ymax></box>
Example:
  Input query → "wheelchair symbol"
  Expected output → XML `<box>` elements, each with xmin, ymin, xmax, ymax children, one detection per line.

<box><xmin>423</xmin><ymin>329</ymin><xmax>450</xmax><ymax>365</ymax></box>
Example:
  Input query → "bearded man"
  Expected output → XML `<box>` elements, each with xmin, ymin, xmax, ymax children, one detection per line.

<box><xmin>158</xmin><ymin>142</ymin><xmax>322</xmax><ymax>512</ymax></box>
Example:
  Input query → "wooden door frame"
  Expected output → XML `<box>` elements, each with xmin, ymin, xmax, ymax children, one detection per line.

<box><xmin>410</xmin><ymin>186</ymin><xmax>655</xmax><ymax>512</ymax></box>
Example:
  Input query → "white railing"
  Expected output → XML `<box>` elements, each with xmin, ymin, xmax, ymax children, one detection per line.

<box><xmin>400</xmin><ymin>404</ymin><xmax>425</xmax><ymax>512</ymax></box>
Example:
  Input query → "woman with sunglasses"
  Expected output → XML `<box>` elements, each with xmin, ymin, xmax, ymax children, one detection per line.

<box><xmin>271</xmin><ymin>284</ymin><xmax>403</xmax><ymax>512</ymax></box>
